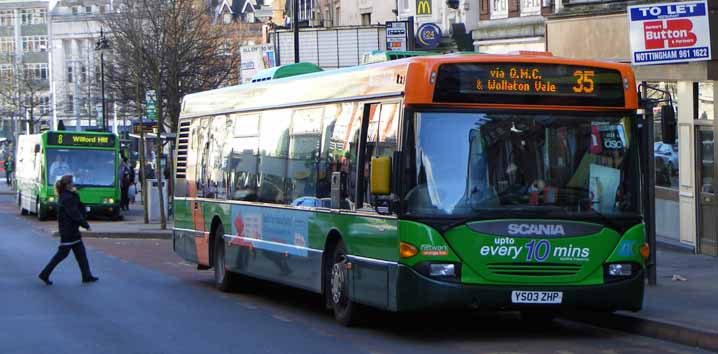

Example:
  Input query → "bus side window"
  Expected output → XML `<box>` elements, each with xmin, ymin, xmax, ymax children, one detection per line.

<box><xmin>206</xmin><ymin>115</ymin><xmax>229</xmax><ymax>199</ymax></box>
<box><xmin>287</xmin><ymin>107</ymin><xmax>323</xmax><ymax>207</ymax></box>
<box><xmin>257</xmin><ymin>109</ymin><xmax>290</xmax><ymax>204</ymax></box>
<box><xmin>228</xmin><ymin>113</ymin><xmax>259</xmax><ymax>202</ymax></box>
<box><xmin>324</xmin><ymin>102</ymin><xmax>362</xmax><ymax>210</ymax></box>
<box><xmin>195</xmin><ymin>118</ymin><xmax>210</xmax><ymax>198</ymax></box>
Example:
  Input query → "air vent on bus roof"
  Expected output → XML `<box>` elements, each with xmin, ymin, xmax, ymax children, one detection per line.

<box><xmin>175</xmin><ymin>120</ymin><xmax>190</xmax><ymax>179</ymax></box>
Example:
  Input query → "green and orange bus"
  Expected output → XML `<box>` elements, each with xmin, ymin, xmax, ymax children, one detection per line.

<box><xmin>173</xmin><ymin>53</ymin><xmax>648</xmax><ymax>324</ymax></box>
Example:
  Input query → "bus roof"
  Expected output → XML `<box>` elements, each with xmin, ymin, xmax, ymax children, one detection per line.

<box><xmin>181</xmin><ymin>53</ymin><xmax>638</xmax><ymax>119</ymax></box>
<box><xmin>360</xmin><ymin>50</ymin><xmax>435</xmax><ymax>64</ymax></box>
<box><xmin>251</xmin><ymin>62</ymin><xmax>323</xmax><ymax>83</ymax></box>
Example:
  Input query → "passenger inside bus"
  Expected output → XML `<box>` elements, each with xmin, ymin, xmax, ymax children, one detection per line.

<box><xmin>405</xmin><ymin>113</ymin><xmax>638</xmax><ymax>217</ymax></box>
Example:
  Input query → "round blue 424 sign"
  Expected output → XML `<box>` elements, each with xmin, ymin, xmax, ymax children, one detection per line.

<box><xmin>417</xmin><ymin>23</ymin><xmax>442</xmax><ymax>49</ymax></box>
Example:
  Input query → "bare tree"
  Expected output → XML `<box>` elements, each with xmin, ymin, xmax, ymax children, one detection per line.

<box><xmin>0</xmin><ymin>55</ymin><xmax>51</xmax><ymax>134</ymax></box>
<box><xmin>105</xmin><ymin>0</ymin><xmax>240</xmax><ymax>229</ymax></box>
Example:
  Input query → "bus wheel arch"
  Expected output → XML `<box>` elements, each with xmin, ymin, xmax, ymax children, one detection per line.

<box><xmin>36</xmin><ymin>196</ymin><xmax>47</xmax><ymax>221</ymax></box>
<box><xmin>19</xmin><ymin>192</ymin><xmax>28</xmax><ymax>215</ymax></box>
<box><xmin>322</xmin><ymin>229</ymin><xmax>343</xmax><ymax>297</ymax></box>
<box><xmin>208</xmin><ymin>216</ymin><xmax>224</xmax><ymax>268</ymax></box>
<box><xmin>210</xmin><ymin>216</ymin><xmax>236</xmax><ymax>292</ymax></box>
<box><xmin>322</xmin><ymin>230</ymin><xmax>362</xmax><ymax>326</ymax></box>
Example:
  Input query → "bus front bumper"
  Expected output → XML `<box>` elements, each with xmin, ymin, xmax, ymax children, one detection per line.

<box><xmin>395</xmin><ymin>265</ymin><xmax>644</xmax><ymax>313</ymax></box>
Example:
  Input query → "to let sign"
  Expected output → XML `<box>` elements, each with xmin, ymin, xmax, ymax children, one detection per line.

<box><xmin>628</xmin><ymin>1</ymin><xmax>711</xmax><ymax>65</ymax></box>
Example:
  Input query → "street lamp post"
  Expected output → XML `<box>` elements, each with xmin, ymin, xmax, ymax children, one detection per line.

<box><xmin>95</xmin><ymin>28</ymin><xmax>110</xmax><ymax>131</ymax></box>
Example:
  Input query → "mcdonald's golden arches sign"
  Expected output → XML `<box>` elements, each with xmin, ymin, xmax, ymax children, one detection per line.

<box><xmin>416</xmin><ymin>0</ymin><xmax>432</xmax><ymax>15</ymax></box>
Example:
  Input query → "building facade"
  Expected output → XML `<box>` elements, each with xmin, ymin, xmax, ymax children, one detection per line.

<box><xmin>472</xmin><ymin>0</ymin><xmax>553</xmax><ymax>54</ymax></box>
<box><xmin>397</xmin><ymin>0</ymin><xmax>479</xmax><ymax>50</ymax></box>
<box><xmin>48</xmin><ymin>0</ymin><xmax>113</xmax><ymax>130</ymax></box>
<box><xmin>0</xmin><ymin>0</ymin><xmax>51</xmax><ymax>135</ymax></box>
<box><xmin>546</xmin><ymin>0</ymin><xmax>718</xmax><ymax>256</ymax></box>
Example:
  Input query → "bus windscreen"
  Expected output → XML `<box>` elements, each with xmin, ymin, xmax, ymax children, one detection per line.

<box><xmin>47</xmin><ymin>149</ymin><xmax>116</xmax><ymax>187</ymax></box>
<box><xmin>433</xmin><ymin>63</ymin><xmax>626</xmax><ymax>107</ymax></box>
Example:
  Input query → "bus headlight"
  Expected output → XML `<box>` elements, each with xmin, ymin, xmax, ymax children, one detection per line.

<box><xmin>604</xmin><ymin>263</ymin><xmax>639</xmax><ymax>282</ymax></box>
<box><xmin>414</xmin><ymin>262</ymin><xmax>461</xmax><ymax>282</ymax></box>
<box><xmin>48</xmin><ymin>196</ymin><xmax>55</xmax><ymax>203</ymax></box>
<box><xmin>430</xmin><ymin>263</ymin><xmax>456</xmax><ymax>277</ymax></box>
<box><xmin>103</xmin><ymin>198</ymin><xmax>114</xmax><ymax>204</ymax></box>
<box><xmin>608</xmin><ymin>263</ymin><xmax>632</xmax><ymax>277</ymax></box>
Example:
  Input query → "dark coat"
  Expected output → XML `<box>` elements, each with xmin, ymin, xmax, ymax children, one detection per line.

<box><xmin>57</xmin><ymin>190</ymin><xmax>89</xmax><ymax>243</ymax></box>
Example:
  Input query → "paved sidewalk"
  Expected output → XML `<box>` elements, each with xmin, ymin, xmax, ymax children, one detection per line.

<box><xmin>36</xmin><ymin>203</ymin><xmax>172</xmax><ymax>239</ymax></box>
<box><xmin>572</xmin><ymin>246</ymin><xmax>718</xmax><ymax>352</ymax></box>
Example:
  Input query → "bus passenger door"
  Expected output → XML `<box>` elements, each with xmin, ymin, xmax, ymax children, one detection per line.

<box><xmin>189</xmin><ymin>118</ymin><xmax>211</xmax><ymax>265</ymax></box>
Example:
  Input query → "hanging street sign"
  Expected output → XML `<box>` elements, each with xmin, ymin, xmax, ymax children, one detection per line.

<box><xmin>145</xmin><ymin>90</ymin><xmax>157</xmax><ymax>121</ymax></box>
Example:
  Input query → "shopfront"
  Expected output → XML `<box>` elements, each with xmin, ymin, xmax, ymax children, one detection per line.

<box><xmin>546</xmin><ymin>9</ymin><xmax>718</xmax><ymax>256</ymax></box>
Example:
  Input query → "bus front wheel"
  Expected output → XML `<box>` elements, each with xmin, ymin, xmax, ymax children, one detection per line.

<box><xmin>213</xmin><ymin>224</ymin><xmax>237</xmax><ymax>292</ymax></box>
<box><xmin>327</xmin><ymin>240</ymin><xmax>361</xmax><ymax>326</ymax></box>
<box><xmin>36</xmin><ymin>198</ymin><xmax>47</xmax><ymax>221</ymax></box>
<box><xmin>19</xmin><ymin>193</ymin><xmax>28</xmax><ymax>215</ymax></box>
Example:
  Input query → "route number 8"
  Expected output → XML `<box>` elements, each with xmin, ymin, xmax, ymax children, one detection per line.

<box><xmin>573</xmin><ymin>70</ymin><xmax>595</xmax><ymax>94</ymax></box>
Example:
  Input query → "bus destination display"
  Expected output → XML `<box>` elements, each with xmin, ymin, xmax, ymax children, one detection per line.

<box><xmin>47</xmin><ymin>133</ymin><xmax>115</xmax><ymax>148</ymax></box>
<box><xmin>433</xmin><ymin>63</ymin><xmax>626</xmax><ymax>107</ymax></box>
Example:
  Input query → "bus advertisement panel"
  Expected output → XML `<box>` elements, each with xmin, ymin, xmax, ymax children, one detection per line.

<box><xmin>173</xmin><ymin>53</ymin><xmax>647</xmax><ymax>325</ymax></box>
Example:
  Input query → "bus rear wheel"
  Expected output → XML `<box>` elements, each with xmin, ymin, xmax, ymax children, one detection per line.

<box><xmin>213</xmin><ymin>224</ymin><xmax>237</xmax><ymax>292</ymax></box>
<box><xmin>327</xmin><ymin>240</ymin><xmax>361</xmax><ymax>326</ymax></box>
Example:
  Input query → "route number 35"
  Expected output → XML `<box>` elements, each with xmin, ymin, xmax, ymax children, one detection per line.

<box><xmin>572</xmin><ymin>70</ymin><xmax>595</xmax><ymax>94</ymax></box>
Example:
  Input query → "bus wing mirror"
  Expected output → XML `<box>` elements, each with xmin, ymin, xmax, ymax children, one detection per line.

<box><xmin>661</xmin><ymin>105</ymin><xmax>676</xmax><ymax>145</ymax></box>
<box><xmin>370</xmin><ymin>156</ymin><xmax>392</xmax><ymax>196</ymax></box>
<box><xmin>34</xmin><ymin>144</ymin><xmax>40</xmax><ymax>154</ymax></box>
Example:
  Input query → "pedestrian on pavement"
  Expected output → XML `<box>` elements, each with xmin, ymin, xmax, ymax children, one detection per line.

<box><xmin>4</xmin><ymin>155</ymin><xmax>13</xmax><ymax>186</ymax></box>
<box><xmin>38</xmin><ymin>175</ymin><xmax>99</xmax><ymax>285</ymax></box>
<box><xmin>119</xmin><ymin>157</ymin><xmax>132</xmax><ymax>211</ymax></box>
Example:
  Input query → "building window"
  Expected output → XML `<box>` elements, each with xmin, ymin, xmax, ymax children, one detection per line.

<box><xmin>23</xmin><ymin>9</ymin><xmax>47</xmax><ymax>24</ymax></box>
<box><xmin>39</xmin><ymin>96</ymin><xmax>50</xmax><ymax>115</ymax></box>
<box><xmin>223</xmin><ymin>13</ymin><xmax>232</xmax><ymax>24</ymax></box>
<box><xmin>72</xmin><ymin>7</ymin><xmax>79</xmax><ymax>15</ymax></box>
<box><xmin>21</xmin><ymin>9</ymin><xmax>33</xmax><ymax>25</ymax></box>
<box><xmin>67</xmin><ymin>66</ymin><xmax>73</xmax><ymax>83</ymax></box>
<box><xmin>66</xmin><ymin>95</ymin><xmax>74</xmax><ymax>113</ymax></box>
<box><xmin>0</xmin><ymin>10</ymin><xmax>14</xmax><ymax>27</ymax></box>
<box><xmin>22</xmin><ymin>36</ymin><xmax>47</xmax><ymax>52</ymax></box>
<box><xmin>80</xmin><ymin>66</ymin><xmax>87</xmax><ymax>83</ymax></box>
<box><xmin>361</xmin><ymin>13</ymin><xmax>371</xmax><ymax>26</ymax></box>
<box><xmin>24</xmin><ymin>63</ymin><xmax>48</xmax><ymax>81</ymax></box>
<box><xmin>491</xmin><ymin>0</ymin><xmax>509</xmax><ymax>19</ymax></box>
<box><xmin>33</xmin><ymin>9</ymin><xmax>47</xmax><ymax>24</ymax></box>
<box><xmin>0</xmin><ymin>37</ymin><xmax>14</xmax><ymax>53</ymax></box>
<box><xmin>647</xmin><ymin>82</ymin><xmax>679</xmax><ymax>189</ymax></box>
<box><xmin>698</xmin><ymin>82</ymin><xmax>714</xmax><ymax>120</ymax></box>
<box><xmin>521</xmin><ymin>0</ymin><xmax>541</xmax><ymax>16</ymax></box>
<box><xmin>247</xmin><ymin>12</ymin><xmax>255</xmax><ymax>23</ymax></box>
<box><xmin>85</xmin><ymin>6</ymin><xmax>93</xmax><ymax>14</ymax></box>
<box><xmin>0</xmin><ymin>64</ymin><xmax>13</xmax><ymax>81</ymax></box>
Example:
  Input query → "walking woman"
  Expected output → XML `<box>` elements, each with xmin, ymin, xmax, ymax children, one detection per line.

<box><xmin>38</xmin><ymin>175</ymin><xmax>99</xmax><ymax>285</ymax></box>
